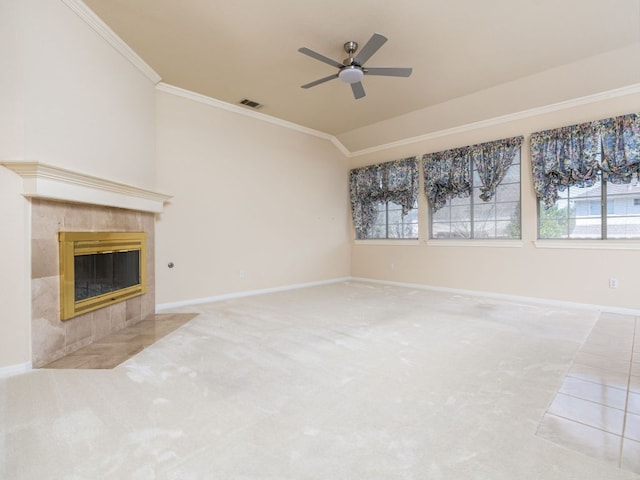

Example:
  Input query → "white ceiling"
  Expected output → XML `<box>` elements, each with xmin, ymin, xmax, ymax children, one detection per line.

<box><xmin>83</xmin><ymin>0</ymin><xmax>640</xmax><ymax>150</ymax></box>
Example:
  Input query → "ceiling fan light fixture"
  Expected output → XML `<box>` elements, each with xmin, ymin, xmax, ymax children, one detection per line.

<box><xmin>338</xmin><ymin>66</ymin><xmax>364</xmax><ymax>84</ymax></box>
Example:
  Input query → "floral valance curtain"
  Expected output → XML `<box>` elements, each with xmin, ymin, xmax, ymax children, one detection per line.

<box><xmin>422</xmin><ymin>136</ymin><xmax>523</xmax><ymax>212</ymax></box>
<box><xmin>531</xmin><ymin>113</ymin><xmax>640</xmax><ymax>208</ymax></box>
<box><xmin>422</xmin><ymin>147</ymin><xmax>472</xmax><ymax>212</ymax></box>
<box><xmin>349</xmin><ymin>157</ymin><xmax>418</xmax><ymax>238</ymax></box>
<box><xmin>471</xmin><ymin>136</ymin><xmax>523</xmax><ymax>201</ymax></box>
<box><xmin>600</xmin><ymin>114</ymin><xmax>640</xmax><ymax>184</ymax></box>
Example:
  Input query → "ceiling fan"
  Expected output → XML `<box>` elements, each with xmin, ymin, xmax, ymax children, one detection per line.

<box><xmin>298</xmin><ymin>33</ymin><xmax>413</xmax><ymax>100</ymax></box>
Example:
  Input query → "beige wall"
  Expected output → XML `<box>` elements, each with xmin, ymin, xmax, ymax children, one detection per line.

<box><xmin>350</xmin><ymin>92</ymin><xmax>640</xmax><ymax>310</ymax></box>
<box><xmin>22</xmin><ymin>0</ymin><xmax>157</xmax><ymax>188</ymax></box>
<box><xmin>0</xmin><ymin>0</ymin><xmax>25</xmax><ymax>159</ymax></box>
<box><xmin>0</xmin><ymin>0</ymin><xmax>158</xmax><ymax>369</ymax></box>
<box><xmin>154</xmin><ymin>91</ymin><xmax>351</xmax><ymax>305</ymax></box>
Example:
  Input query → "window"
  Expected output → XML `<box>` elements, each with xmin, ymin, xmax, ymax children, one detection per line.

<box><xmin>532</xmin><ymin>113</ymin><xmax>640</xmax><ymax>240</ymax></box>
<box><xmin>539</xmin><ymin>175</ymin><xmax>640</xmax><ymax>239</ymax></box>
<box><xmin>431</xmin><ymin>151</ymin><xmax>521</xmax><ymax>239</ymax></box>
<box><xmin>349</xmin><ymin>157</ymin><xmax>419</xmax><ymax>240</ymax></box>
<box><xmin>364</xmin><ymin>200</ymin><xmax>418</xmax><ymax>239</ymax></box>
<box><xmin>423</xmin><ymin>137</ymin><xmax>522</xmax><ymax>240</ymax></box>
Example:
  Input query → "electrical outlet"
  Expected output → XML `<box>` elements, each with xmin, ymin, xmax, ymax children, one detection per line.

<box><xmin>390</xmin><ymin>263</ymin><xmax>395</xmax><ymax>271</ymax></box>
<box><xmin>609</xmin><ymin>277</ymin><xmax>618</xmax><ymax>289</ymax></box>
<box><xmin>239</xmin><ymin>270</ymin><xmax>246</xmax><ymax>279</ymax></box>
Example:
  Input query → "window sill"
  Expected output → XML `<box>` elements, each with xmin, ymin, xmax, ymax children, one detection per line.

<box><xmin>426</xmin><ymin>239</ymin><xmax>523</xmax><ymax>248</ymax></box>
<box><xmin>534</xmin><ymin>240</ymin><xmax>640</xmax><ymax>250</ymax></box>
<box><xmin>353</xmin><ymin>239</ymin><xmax>420</xmax><ymax>246</ymax></box>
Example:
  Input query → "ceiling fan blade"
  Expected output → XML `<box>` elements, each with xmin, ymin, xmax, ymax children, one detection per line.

<box><xmin>298</xmin><ymin>47</ymin><xmax>344</xmax><ymax>69</ymax></box>
<box><xmin>351</xmin><ymin>81</ymin><xmax>366</xmax><ymax>99</ymax></box>
<box><xmin>301</xmin><ymin>73</ymin><xmax>339</xmax><ymax>89</ymax></box>
<box><xmin>365</xmin><ymin>67</ymin><xmax>413</xmax><ymax>77</ymax></box>
<box><xmin>353</xmin><ymin>33</ymin><xmax>387</xmax><ymax>66</ymax></box>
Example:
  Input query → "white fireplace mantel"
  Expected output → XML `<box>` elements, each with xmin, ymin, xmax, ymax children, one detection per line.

<box><xmin>1</xmin><ymin>161</ymin><xmax>171</xmax><ymax>213</ymax></box>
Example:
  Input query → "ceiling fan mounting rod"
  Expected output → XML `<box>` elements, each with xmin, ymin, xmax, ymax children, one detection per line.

<box><xmin>343</xmin><ymin>41</ymin><xmax>359</xmax><ymax>65</ymax></box>
<box><xmin>343</xmin><ymin>41</ymin><xmax>358</xmax><ymax>55</ymax></box>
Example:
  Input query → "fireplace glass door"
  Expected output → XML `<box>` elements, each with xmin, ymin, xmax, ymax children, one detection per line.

<box><xmin>74</xmin><ymin>250</ymin><xmax>141</xmax><ymax>301</ymax></box>
<box><xmin>59</xmin><ymin>232</ymin><xmax>147</xmax><ymax>320</ymax></box>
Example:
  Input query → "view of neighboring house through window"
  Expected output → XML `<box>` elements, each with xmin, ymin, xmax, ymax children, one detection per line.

<box><xmin>431</xmin><ymin>151</ymin><xmax>521</xmax><ymax>239</ymax></box>
<box><xmin>538</xmin><ymin>176</ymin><xmax>640</xmax><ymax>239</ymax></box>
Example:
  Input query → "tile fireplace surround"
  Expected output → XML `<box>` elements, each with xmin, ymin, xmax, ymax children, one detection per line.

<box><xmin>31</xmin><ymin>199</ymin><xmax>156</xmax><ymax>367</ymax></box>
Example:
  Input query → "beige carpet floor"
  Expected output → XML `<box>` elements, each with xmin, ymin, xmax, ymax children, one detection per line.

<box><xmin>1</xmin><ymin>281</ymin><xmax>638</xmax><ymax>479</ymax></box>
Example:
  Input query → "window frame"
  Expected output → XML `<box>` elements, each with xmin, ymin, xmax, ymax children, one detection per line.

<box><xmin>428</xmin><ymin>150</ymin><xmax>522</xmax><ymax>241</ymax></box>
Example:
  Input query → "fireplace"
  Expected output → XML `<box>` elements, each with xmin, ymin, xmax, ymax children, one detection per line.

<box><xmin>59</xmin><ymin>232</ymin><xmax>147</xmax><ymax>320</ymax></box>
<box><xmin>0</xmin><ymin>161</ymin><xmax>169</xmax><ymax>368</ymax></box>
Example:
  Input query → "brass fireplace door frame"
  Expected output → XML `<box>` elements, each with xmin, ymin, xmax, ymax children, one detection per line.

<box><xmin>58</xmin><ymin>232</ymin><xmax>147</xmax><ymax>320</ymax></box>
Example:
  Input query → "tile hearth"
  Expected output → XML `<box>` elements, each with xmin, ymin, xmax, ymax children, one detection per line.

<box><xmin>41</xmin><ymin>313</ymin><xmax>198</xmax><ymax>369</ymax></box>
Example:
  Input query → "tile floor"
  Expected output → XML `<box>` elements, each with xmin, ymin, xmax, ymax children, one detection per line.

<box><xmin>537</xmin><ymin>312</ymin><xmax>640</xmax><ymax>474</ymax></box>
<box><xmin>41</xmin><ymin>313</ymin><xmax>198</xmax><ymax>369</ymax></box>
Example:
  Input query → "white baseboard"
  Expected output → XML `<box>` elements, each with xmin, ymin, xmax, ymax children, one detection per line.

<box><xmin>350</xmin><ymin>277</ymin><xmax>640</xmax><ymax>316</ymax></box>
<box><xmin>157</xmin><ymin>275</ymin><xmax>640</xmax><ymax>317</ymax></box>
<box><xmin>156</xmin><ymin>277</ymin><xmax>352</xmax><ymax>311</ymax></box>
<box><xmin>0</xmin><ymin>361</ymin><xmax>32</xmax><ymax>378</ymax></box>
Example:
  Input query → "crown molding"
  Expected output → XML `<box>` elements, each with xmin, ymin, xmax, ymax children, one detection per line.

<box><xmin>60</xmin><ymin>0</ymin><xmax>161</xmax><ymax>84</ymax></box>
<box><xmin>1</xmin><ymin>161</ymin><xmax>171</xmax><ymax>213</ymax></box>
<box><xmin>157</xmin><ymin>81</ymin><xmax>640</xmax><ymax>159</ymax></box>
<box><xmin>156</xmin><ymin>83</ymin><xmax>351</xmax><ymax>157</ymax></box>
<box><xmin>348</xmin><ymin>83</ymin><xmax>640</xmax><ymax>157</ymax></box>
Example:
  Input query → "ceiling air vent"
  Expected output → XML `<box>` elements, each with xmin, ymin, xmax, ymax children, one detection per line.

<box><xmin>239</xmin><ymin>98</ymin><xmax>263</xmax><ymax>109</ymax></box>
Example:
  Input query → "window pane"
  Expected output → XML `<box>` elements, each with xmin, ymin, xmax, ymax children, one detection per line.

<box><xmin>365</xmin><ymin>200</ymin><xmax>418</xmax><ymax>240</ymax></box>
<box><xmin>432</xmin><ymin>222</ymin><xmax>470</xmax><ymax>239</ymax></box>
<box><xmin>473</xmin><ymin>221</ymin><xmax>495</xmax><ymax>238</ymax></box>
<box><xmin>496</xmin><ymin>220</ymin><xmax>519</xmax><ymax>239</ymax></box>
<box><xmin>472</xmin><ymin>187</ymin><xmax>483</xmax><ymax>204</ymax></box>
<box><xmin>568</xmin><ymin>214</ymin><xmax>601</xmax><ymax>238</ymax></box>
<box><xmin>502</xmin><ymin>162</ymin><xmax>520</xmax><ymax>184</ymax></box>
<box><xmin>539</xmin><ymin>200</ymin><xmax>571</xmax><ymax>239</ymax></box>
<box><xmin>432</xmin><ymin>205</ymin><xmax>451</xmax><ymax>222</ymax></box>
<box><xmin>450</xmin><ymin>195</ymin><xmax>472</xmax><ymax>207</ymax></box>
<box><xmin>568</xmin><ymin>179</ymin><xmax>602</xmax><ymax>238</ymax></box>
<box><xmin>387</xmin><ymin>223</ymin><xmax>404</xmax><ymax>239</ymax></box>
<box><xmin>450</xmin><ymin>221</ymin><xmax>471</xmax><ymax>238</ymax></box>
<box><xmin>538</xmin><ymin>176</ymin><xmax>608</xmax><ymax>239</ymax></box>
<box><xmin>474</xmin><ymin>203</ymin><xmax>495</xmax><ymax>222</ymax></box>
<box><xmin>450</xmin><ymin>205</ymin><xmax>471</xmax><ymax>227</ymax></box>
<box><xmin>496</xmin><ymin>202</ymin><xmax>519</xmax><ymax>221</ymax></box>
<box><xmin>404</xmin><ymin>223</ymin><xmax>419</xmax><ymax>239</ymax></box>
<box><xmin>387</xmin><ymin>208</ymin><xmax>402</xmax><ymax>224</ymax></box>
<box><xmin>495</xmin><ymin>183</ymin><xmax>520</xmax><ymax>203</ymax></box>
<box><xmin>606</xmin><ymin>182</ymin><xmax>640</xmax><ymax>239</ymax></box>
<box><xmin>365</xmin><ymin>223</ymin><xmax>386</xmax><ymax>239</ymax></box>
